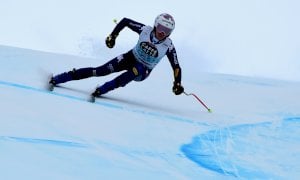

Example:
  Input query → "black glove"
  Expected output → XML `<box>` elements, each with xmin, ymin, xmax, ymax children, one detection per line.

<box><xmin>172</xmin><ymin>82</ymin><xmax>184</xmax><ymax>95</ymax></box>
<box><xmin>105</xmin><ymin>34</ymin><xmax>118</xmax><ymax>48</ymax></box>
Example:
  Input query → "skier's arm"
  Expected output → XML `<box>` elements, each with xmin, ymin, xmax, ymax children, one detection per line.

<box><xmin>166</xmin><ymin>44</ymin><xmax>184</xmax><ymax>95</ymax></box>
<box><xmin>106</xmin><ymin>18</ymin><xmax>145</xmax><ymax>48</ymax></box>
<box><xmin>111</xmin><ymin>18</ymin><xmax>145</xmax><ymax>35</ymax></box>
<box><xmin>167</xmin><ymin>44</ymin><xmax>184</xmax><ymax>95</ymax></box>
<box><xmin>167</xmin><ymin>44</ymin><xmax>182</xmax><ymax>84</ymax></box>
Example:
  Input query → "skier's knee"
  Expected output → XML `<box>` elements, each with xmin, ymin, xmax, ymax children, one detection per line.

<box><xmin>115</xmin><ymin>77</ymin><xmax>127</xmax><ymax>87</ymax></box>
<box><xmin>132</xmin><ymin>66</ymin><xmax>149</xmax><ymax>82</ymax></box>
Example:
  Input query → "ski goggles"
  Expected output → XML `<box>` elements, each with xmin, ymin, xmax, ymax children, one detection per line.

<box><xmin>155</xmin><ymin>24</ymin><xmax>172</xmax><ymax>36</ymax></box>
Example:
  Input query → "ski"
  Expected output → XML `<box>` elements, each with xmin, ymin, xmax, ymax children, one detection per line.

<box><xmin>46</xmin><ymin>79</ymin><xmax>96</xmax><ymax>103</ymax></box>
<box><xmin>46</xmin><ymin>73</ymin><xmax>100</xmax><ymax>103</ymax></box>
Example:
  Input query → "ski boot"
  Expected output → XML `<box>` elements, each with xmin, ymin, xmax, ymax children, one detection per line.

<box><xmin>89</xmin><ymin>88</ymin><xmax>101</xmax><ymax>103</ymax></box>
<box><xmin>48</xmin><ymin>76</ymin><xmax>57</xmax><ymax>91</ymax></box>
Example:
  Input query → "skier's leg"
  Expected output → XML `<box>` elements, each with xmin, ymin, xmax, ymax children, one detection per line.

<box><xmin>94</xmin><ymin>53</ymin><xmax>135</xmax><ymax>76</ymax></box>
<box><xmin>92</xmin><ymin>69</ymin><xmax>135</xmax><ymax>96</ymax></box>
<box><xmin>51</xmin><ymin>52</ymin><xmax>135</xmax><ymax>86</ymax></box>
<box><xmin>50</xmin><ymin>68</ymin><xmax>94</xmax><ymax>85</ymax></box>
<box><xmin>92</xmin><ymin>62</ymin><xmax>150</xmax><ymax>96</ymax></box>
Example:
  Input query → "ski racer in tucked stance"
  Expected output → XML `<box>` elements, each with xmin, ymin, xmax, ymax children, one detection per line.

<box><xmin>49</xmin><ymin>13</ymin><xmax>184</xmax><ymax>101</ymax></box>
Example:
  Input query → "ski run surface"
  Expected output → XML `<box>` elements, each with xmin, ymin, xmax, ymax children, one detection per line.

<box><xmin>1</xmin><ymin>45</ymin><xmax>300</xmax><ymax>179</ymax></box>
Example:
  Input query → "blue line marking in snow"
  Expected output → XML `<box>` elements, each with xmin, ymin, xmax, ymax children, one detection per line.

<box><xmin>0</xmin><ymin>80</ymin><xmax>208</xmax><ymax>126</ymax></box>
<box><xmin>0</xmin><ymin>136</ymin><xmax>88</xmax><ymax>148</ymax></box>
<box><xmin>181</xmin><ymin>117</ymin><xmax>300</xmax><ymax>178</ymax></box>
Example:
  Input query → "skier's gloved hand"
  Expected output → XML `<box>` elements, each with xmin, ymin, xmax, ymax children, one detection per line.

<box><xmin>105</xmin><ymin>34</ymin><xmax>118</xmax><ymax>48</ymax></box>
<box><xmin>172</xmin><ymin>82</ymin><xmax>184</xmax><ymax>95</ymax></box>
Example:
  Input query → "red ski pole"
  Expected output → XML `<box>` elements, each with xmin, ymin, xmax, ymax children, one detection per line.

<box><xmin>184</xmin><ymin>91</ymin><xmax>212</xmax><ymax>113</ymax></box>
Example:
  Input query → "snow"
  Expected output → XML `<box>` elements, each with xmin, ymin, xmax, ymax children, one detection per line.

<box><xmin>1</xmin><ymin>45</ymin><xmax>300</xmax><ymax>179</ymax></box>
<box><xmin>1</xmin><ymin>1</ymin><xmax>300</xmax><ymax>179</ymax></box>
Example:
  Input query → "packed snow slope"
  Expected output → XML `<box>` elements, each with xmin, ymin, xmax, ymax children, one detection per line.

<box><xmin>1</xmin><ymin>45</ymin><xmax>300</xmax><ymax>179</ymax></box>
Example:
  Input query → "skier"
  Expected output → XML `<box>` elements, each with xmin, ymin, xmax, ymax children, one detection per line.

<box><xmin>49</xmin><ymin>13</ymin><xmax>184</xmax><ymax>100</ymax></box>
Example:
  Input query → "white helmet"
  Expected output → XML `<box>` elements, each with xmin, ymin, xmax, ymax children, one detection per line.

<box><xmin>154</xmin><ymin>13</ymin><xmax>175</xmax><ymax>36</ymax></box>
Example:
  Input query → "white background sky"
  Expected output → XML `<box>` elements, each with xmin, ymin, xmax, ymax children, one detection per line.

<box><xmin>1</xmin><ymin>0</ymin><xmax>299</xmax><ymax>81</ymax></box>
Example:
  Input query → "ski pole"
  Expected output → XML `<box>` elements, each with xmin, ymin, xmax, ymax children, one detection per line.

<box><xmin>184</xmin><ymin>91</ymin><xmax>212</xmax><ymax>113</ymax></box>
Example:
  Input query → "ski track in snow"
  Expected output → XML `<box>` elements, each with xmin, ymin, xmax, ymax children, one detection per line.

<box><xmin>0</xmin><ymin>80</ymin><xmax>211</xmax><ymax>127</ymax></box>
<box><xmin>0</xmin><ymin>136</ymin><xmax>88</xmax><ymax>148</ymax></box>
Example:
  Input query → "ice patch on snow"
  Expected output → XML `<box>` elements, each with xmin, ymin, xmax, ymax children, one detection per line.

<box><xmin>181</xmin><ymin>117</ymin><xmax>300</xmax><ymax>178</ymax></box>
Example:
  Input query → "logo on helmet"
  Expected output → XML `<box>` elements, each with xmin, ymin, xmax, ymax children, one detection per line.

<box><xmin>154</xmin><ymin>13</ymin><xmax>175</xmax><ymax>36</ymax></box>
<box><xmin>162</xmin><ymin>14</ymin><xmax>175</xmax><ymax>25</ymax></box>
